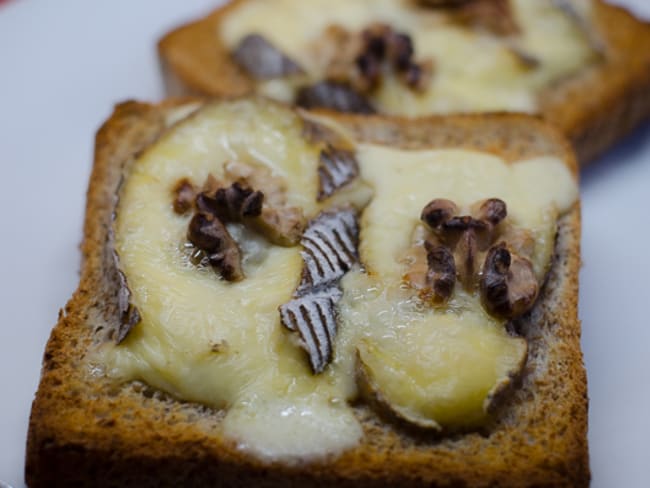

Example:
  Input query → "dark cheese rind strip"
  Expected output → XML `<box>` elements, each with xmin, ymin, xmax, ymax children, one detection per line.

<box><xmin>280</xmin><ymin>208</ymin><xmax>359</xmax><ymax>373</ymax></box>
<box><xmin>232</xmin><ymin>34</ymin><xmax>304</xmax><ymax>79</ymax></box>
<box><xmin>116</xmin><ymin>266</ymin><xmax>141</xmax><ymax>344</ymax></box>
<box><xmin>317</xmin><ymin>147</ymin><xmax>360</xmax><ymax>201</ymax></box>
<box><xmin>279</xmin><ymin>288</ymin><xmax>343</xmax><ymax>374</ymax></box>
<box><xmin>295</xmin><ymin>208</ymin><xmax>358</xmax><ymax>296</ymax></box>
<box><xmin>296</xmin><ymin>81</ymin><xmax>376</xmax><ymax>116</ymax></box>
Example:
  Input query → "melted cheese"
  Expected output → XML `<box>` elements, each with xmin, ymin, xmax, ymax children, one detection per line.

<box><xmin>357</xmin><ymin>147</ymin><xmax>573</xmax><ymax>282</ymax></box>
<box><xmin>220</xmin><ymin>0</ymin><xmax>597</xmax><ymax>114</ymax></box>
<box><xmin>99</xmin><ymin>100</ymin><xmax>578</xmax><ymax>461</ymax></box>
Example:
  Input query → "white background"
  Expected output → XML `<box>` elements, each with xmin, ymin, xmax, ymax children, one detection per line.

<box><xmin>0</xmin><ymin>1</ymin><xmax>648</xmax><ymax>486</ymax></box>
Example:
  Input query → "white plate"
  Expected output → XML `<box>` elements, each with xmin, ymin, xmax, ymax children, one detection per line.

<box><xmin>0</xmin><ymin>1</ymin><xmax>648</xmax><ymax>487</ymax></box>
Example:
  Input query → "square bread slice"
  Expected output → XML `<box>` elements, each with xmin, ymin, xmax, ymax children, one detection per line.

<box><xmin>158</xmin><ymin>0</ymin><xmax>650</xmax><ymax>164</ymax></box>
<box><xmin>26</xmin><ymin>97</ymin><xmax>587</xmax><ymax>487</ymax></box>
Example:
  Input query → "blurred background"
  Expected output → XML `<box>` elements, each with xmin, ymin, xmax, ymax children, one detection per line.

<box><xmin>0</xmin><ymin>1</ymin><xmax>648</xmax><ymax>486</ymax></box>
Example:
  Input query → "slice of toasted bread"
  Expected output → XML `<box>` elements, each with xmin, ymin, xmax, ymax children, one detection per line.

<box><xmin>25</xmin><ymin>98</ymin><xmax>587</xmax><ymax>487</ymax></box>
<box><xmin>158</xmin><ymin>0</ymin><xmax>650</xmax><ymax>164</ymax></box>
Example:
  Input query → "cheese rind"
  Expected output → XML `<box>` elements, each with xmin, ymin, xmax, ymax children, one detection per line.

<box><xmin>357</xmin><ymin>314</ymin><xmax>527</xmax><ymax>429</ymax></box>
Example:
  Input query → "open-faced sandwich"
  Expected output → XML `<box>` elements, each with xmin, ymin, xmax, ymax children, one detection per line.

<box><xmin>26</xmin><ymin>97</ymin><xmax>587</xmax><ymax>486</ymax></box>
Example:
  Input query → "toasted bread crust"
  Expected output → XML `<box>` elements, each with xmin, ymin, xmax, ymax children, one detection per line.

<box><xmin>159</xmin><ymin>0</ymin><xmax>252</xmax><ymax>98</ymax></box>
<box><xmin>26</xmin><ymin>100</ymin><xmax>588</xmax><ymax>487</ymax></box>
<box><xmin>158</xmin><ymin>0</ymin><xmax>650</xmax><ymax>164</ymax></box>
<box><xmin>538</xmin><ymin>2</ymin><xmax>650</xmax><ymax>163</ymax></box>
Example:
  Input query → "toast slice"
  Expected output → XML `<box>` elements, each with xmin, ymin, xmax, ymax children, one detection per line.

<box><xmin>26</xmin><ymin>97</ymin><xmax>587</xmax><ymax>487</ymax></box>
<box><xmin>158</xmin><ymin>0</ymin><xmax>650</xmax><ymax>164</ymax></box>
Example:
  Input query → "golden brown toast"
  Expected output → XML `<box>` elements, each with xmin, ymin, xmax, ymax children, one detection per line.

<box><xmin>25</xmin><ymin>98</ymin><xmax>587</xmax><ymax>487</ymax></box>
<box><xmin>159</xmin><ymin>0</ymin><xmax>650</xmax><ymax>164</ymax></box>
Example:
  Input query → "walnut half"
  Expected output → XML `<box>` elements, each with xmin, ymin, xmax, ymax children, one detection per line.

<box><xmin>187</xmin><ymin>211</ymin><xmax>244</xmax><ymax>282</ymax></box>
<box><xmin>419</xmin><ymin>198</ymin><xmax>507</xmax><ymax>291</ymax></box>
<box><xmin>405</xmin><ymin>197</ymin><xmax>541</xmax><ymax>319</ymax></box>
<box><xmin>480</xmin><ymin>242</ymin><xmax>539</xmax><ymax>318</ymax></box>
<box><xmin>172</xmin><ymin>161</ymin><xmax>306</xmax><ymax>281</ymax></box>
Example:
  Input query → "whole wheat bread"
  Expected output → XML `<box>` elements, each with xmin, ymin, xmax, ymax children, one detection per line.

<box><xmin>158</xmin><ymin>0</ymin><xmax>650</xmax><ymax>164</ymax></box>
<box><xmin>25</xmin><ymin>98</ymin><xmax>587</xmax><ymax>487</ymax></box>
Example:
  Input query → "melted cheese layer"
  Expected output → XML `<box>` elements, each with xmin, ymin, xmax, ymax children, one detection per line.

<box><xmin>220</xmin><ymin>0</ymin><xmax>596</xmax><ymax>114</ymax></box>
<box><xmin>99</xmin><ymin>100</ymin><xmax>578</xmax><ymax>461</ymax></box>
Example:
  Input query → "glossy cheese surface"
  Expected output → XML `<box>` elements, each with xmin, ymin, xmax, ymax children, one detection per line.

<box><xmin>100</xmin><ymin>100</ymin><xmax>578</xmax><ymax>460</ymax></box>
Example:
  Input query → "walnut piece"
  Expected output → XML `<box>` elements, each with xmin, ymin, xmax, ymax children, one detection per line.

<box><xmin>196</xmin><ymin>163</ymin><xmax>306</xmax><ymax>247</ymax></box>
<box><xmin>358</xmin><ymin>24</ymin><xmax>433</xmax><ymax>93</ymax></box>
<box><xmin>176</xmin><ymin>161</ymin><xmax>307</xmax><ymax>281</ymax></box>
<box><xmin>480</xmin><ymin>242</ymin><xmax>539</xmax><ymax>318</ymax></box>
<box><xmin>425</xmin><ymin>240</ymin><xmax>457</xmax><ymax>302</ymax></box>
<box><xmin>402</xmin><ymin>226</ymin><xmax>456</xmax><ymax>303</ymax></box>
<box><xmin>474</xmin><ymin>197</ymin><xmax>507</xmax><ymax>225</ymax></box>
<box><xmin>251</xmin><ymin>206</ymin><xmax>305</xmax><ymax>247</ymax></box>
<box><xmin>224</xmin><ymin>161</ymin><xmax>287</xmax><ymax>206</ymax></box>
<box><xmin>301</xmin><ymin>22</ymin><xmax>432</xmax><ymax>108</ymax></box>
<box><xmin>405</xmin><ymin>197</ymin><xmax>542</xmax><ymax>319</ymax></box>
<box><xmin>420</xmin><ymin>198</ymin><xmax>458</xmax><ymax>229</ymax></box>
<box><xmin>172</xmin><ymin>178</ymin><xmax>197</xmax><ymax>215</ymax></box>
<box><xmin>187</xmin><ymin>212</ymin><xmax>244</xmax><ymax>282</ymax></box>
<box><xmin>420</xmin><ymin>198</ymin><xmax>506</xmax><ymax>290</ymax></box>
<box><xmin>197</xmin><ymin>182</ymin><xmax>264</xmax><ymax>221</ymax></box>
